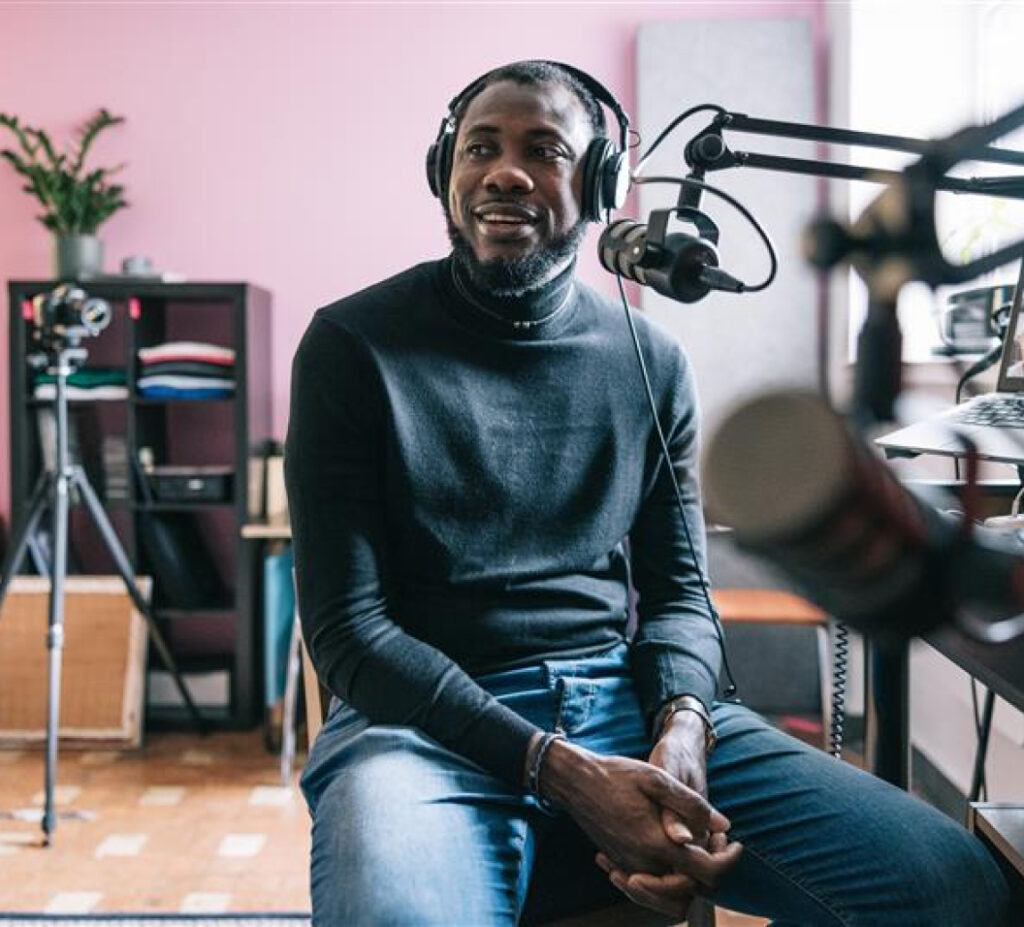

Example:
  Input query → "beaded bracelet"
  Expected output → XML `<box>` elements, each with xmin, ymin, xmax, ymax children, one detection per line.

<box><xmin>525</xmin><ymin>731</ymin><xmax>566</xmax><ymax>811</ymax></box>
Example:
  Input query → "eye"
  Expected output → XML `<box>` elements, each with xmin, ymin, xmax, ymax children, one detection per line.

<box><xmin>534</xmin><ymin>145</ymin><xmax>568</xmax><ymax>162</ymax></box>
<box><xmin>464</xmin><ymin>141</ymin><xmax>494</xmax><ymax>159</ymax></box>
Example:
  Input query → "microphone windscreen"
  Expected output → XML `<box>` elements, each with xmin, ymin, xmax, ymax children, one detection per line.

<box><xmin>598</xmin><ymin>219</ymin><xmax>647</xmax><ymax>281</ymax></box>
<box><xmin>703</xmin><ymin>390</ymin><xmax>949</xmax><ymax>637</ymax></box>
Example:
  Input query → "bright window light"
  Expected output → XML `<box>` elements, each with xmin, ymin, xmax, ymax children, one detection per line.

<box><xmin>848</xmin><ymin>1</ymin><xmax>1024</xmax><ymax>362</ymax></box>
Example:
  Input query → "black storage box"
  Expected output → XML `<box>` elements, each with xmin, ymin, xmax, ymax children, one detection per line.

<box><xmin>146</xmin><ymin>466</ymin><xmax>234</xmax><ymax>503</ymax></box>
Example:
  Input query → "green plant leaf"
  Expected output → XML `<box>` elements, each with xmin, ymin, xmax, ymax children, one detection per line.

<box><xmin>71</xmin><ymin>108</ymin><xmax>125</xmax><ymax>177</ymax></box>
<box><xmin>0</xmin><ymin>107</ymin><xmax>127</xmax><ymax>235</ymax></box>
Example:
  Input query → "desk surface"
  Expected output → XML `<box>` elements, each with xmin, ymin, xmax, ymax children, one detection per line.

<box><xmin>925</xmin><ymin>626</ymin><xmax>1024</xmax><ymax>715</ymax></box>
<box><xmin>971</xmin><ymin>804</ymin><xmax>1024</xmax><ymax>880</ymax></box>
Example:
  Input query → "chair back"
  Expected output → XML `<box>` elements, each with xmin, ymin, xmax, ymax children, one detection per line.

<box><xmin>300</xmin><ymin>637</ymin><xmax>331</xmax><ymax>747</ymax></box>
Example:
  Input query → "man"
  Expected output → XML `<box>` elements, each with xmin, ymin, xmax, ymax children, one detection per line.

<box><xmin>286</xmin><ymin>60</ymin><xmax>1009</xmax><ymax>925</ymax></box>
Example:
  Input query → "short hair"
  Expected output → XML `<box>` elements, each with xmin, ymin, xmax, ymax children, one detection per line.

<box><xmin>452</xmin><ymin>61</ymin><xmax>607</xmax><ymax>141</ymax></box>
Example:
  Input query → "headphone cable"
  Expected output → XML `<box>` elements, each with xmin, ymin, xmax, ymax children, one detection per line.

<box><xmin>614</xmin><ymin>272</ymin><xmax>739</xmax><ymax>699</ymax></box>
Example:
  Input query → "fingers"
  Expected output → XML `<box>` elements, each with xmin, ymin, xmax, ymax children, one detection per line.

<box><xmin>661</xmin><ymin>807</ymin><xmax>692</xmax><ymax>844</ymax></box>
<box><xmin>675</xmin><ymin>838</ymin><xmax>744</xmax><ymax>888</ymax></box>
<box><xmin>602</xmin><ymin>864</ymin><xmax>698</xmax><ymax>918</ymax></box>
<box><xmin>642</xmin><ymin>767</ymin><xmax>731</xmax><ymax>835</ymax></box>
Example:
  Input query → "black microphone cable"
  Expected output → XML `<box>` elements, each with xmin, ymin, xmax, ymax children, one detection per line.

<box><xmin>612</xmin><ymin>271</ymin><xmax>740</xmax><ymax>700</ymax></box>
<box><xmin>632</xmin><ymin>104</ymin><xmax>728</xmax><ymax>177</ymax></box>
<box><xmin>606</xmin><ymin>171</ymin><xmax>782</xmax><ymax>701</ymax></box>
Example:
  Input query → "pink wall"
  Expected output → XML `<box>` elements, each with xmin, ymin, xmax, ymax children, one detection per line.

<box><xmin>0</xmin><ymin>1</ymin><xmax>822</xmax><ymax>524</ymax></box>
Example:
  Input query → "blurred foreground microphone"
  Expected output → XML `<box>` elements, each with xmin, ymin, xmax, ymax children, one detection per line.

<box><xmin>598</xmin><ymin>213</ymin><xmax>745</xmax><ymax>303</ymax></box>
<box><xmin>703</xmin><ymin>390</ymin><xmax>1024</xmax><ymax>644</ymax></box>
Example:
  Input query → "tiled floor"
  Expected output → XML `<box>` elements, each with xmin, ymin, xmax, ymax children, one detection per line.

<box><xmin>0</xmin><ymin>730</ymin><xmax>765</xmax><ymax>924</ymax></box>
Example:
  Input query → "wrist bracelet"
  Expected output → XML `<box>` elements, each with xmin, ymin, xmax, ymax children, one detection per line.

<box><xmin>655</xmin><ymin>695</ymin><xmax>717</xmax><ymax>754</ymax></box>
<box><xmin>526</xmin><ymin>731</ymin><xmax>565</xmax><ymax>810</ymax></box>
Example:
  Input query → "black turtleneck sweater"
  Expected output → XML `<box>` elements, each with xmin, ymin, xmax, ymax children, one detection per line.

<box><xmin>285</xmin><ymin>256</ymin><xmax>721</xmax><ymax>786</ymax></box>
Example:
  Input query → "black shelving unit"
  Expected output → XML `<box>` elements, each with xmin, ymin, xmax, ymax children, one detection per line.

<box><xmin>7</xmin><ymin>279</ymin><xmax>272</xmax><ymax>728</ymax></box>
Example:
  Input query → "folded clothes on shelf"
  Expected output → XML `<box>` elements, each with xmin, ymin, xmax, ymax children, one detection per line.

<box><xmin>33</xmin><ymin>367</ymin><xmax>129</xmax><ymax>401</ymax></box>
<box><xmin>34</xmin><ymin>383</ymin><xmax>130</xmax><ymax>401</ymax></box>
<box><xmin>136</xmin><ymin>374</ymin><xmax>235</xmax><ymax>400</ymax></box>
<box><xmin>138</xmin><ymin>360</ymin><xmax>236</xmax><ymax>379</ymax></box>
<box><xmin>34</xmin><ymin>366</ymin><xmax>127</xmax><ymax>388</ymax></box>
<box><xmin>137</xmin><ymin>341</ymin><xmax>235</xmax><ymax>366</ymax></box>
<box><xmin>136</xmin><ymin>386</ymin><xmax>234</xmax><ymax>400</ymax></box>
<box><xmin>136</xmin><ymin>342</ymin><xmax>236</xmax><ymax>399</ymax></box>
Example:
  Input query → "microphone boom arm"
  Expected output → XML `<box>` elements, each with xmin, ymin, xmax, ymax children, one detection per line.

<box><xmin>688</xmin><ymin>109</ymin><xmax>1024</xmax><ymax>200</ymax></box>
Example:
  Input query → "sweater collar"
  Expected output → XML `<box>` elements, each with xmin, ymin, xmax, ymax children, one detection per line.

<box><xmin>443</xmin><ymin>254</ymin><xmax>578</xmax><ymax>340</ymax></box>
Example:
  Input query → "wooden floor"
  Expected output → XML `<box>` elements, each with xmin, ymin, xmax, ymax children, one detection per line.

<box><xmin>0</xmin><ymin>730</ymin><xmax>311</xmax><ymax>915</ymax></box>
<box><xmin>0</xmin><ymin>730</ymin><xmax>765</xmax><ymax>924</ymax></box>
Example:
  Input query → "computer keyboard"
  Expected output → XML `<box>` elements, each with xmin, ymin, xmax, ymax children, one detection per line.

<box><xmin>950</xmin><ymin>396</ymin><xmax>1024</xmax><ymax>427</ymax></box>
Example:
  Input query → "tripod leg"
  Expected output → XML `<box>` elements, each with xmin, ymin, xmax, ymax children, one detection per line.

<box><xmin>71</xmin><ymin>467</ymin><xmax>207</xmax><ymax>733</ymax></box>
<box><xmin>42</xmin><ymin>465</ymin><xmax>72</xmax><ymax>845</ymax></box>
<box><xmin>0</xmin><ymin>470</ymin><xmax>54</xmax><ymax>607</ymax></box>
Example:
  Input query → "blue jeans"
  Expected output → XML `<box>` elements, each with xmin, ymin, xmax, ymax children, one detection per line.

<box><xmin>301</xmin><ymin>644</ymin><xmax>1010</xmax><ymax>925</ymax></box>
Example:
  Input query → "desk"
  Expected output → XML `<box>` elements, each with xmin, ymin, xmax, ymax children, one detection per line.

<box><xmin>869</xmin><ymin>598</ymin><xmax>1024</xmax><ymax>902</ymax></box>
<box><xmin>925</xmin><ymin>627</ymin><xmax>1024</xmax><ymax>713</ymax></box>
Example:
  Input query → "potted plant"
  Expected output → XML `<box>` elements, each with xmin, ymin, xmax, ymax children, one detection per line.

<box><xmin>0</xmin><ymin>108</ymin><xmax>127</xmax><ymax>279</ymax></box>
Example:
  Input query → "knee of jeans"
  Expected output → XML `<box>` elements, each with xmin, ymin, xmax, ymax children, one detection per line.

<box><xmin>317</xmin><ymin>730</ymin><xmax>436</xmax><ymax>813</ymax></box>
<box><xmin>913</xmin><ymin>824</ymin><xmax>1011</xmax><ymax>924</ymax></box>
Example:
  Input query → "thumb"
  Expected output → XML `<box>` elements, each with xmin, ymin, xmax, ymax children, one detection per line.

<box><xmin>661</xmin><ymin>807</ymin><xmax>693</xmax><ymax>844</ymax></box>
<box><xmin>709</xmin><ymin>805</ymin><xmax>731</xmax><ymax>834</ymax></box>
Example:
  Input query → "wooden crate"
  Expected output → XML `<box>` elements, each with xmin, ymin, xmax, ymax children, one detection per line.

<box><xmin>0</xmin><ymin>576</ymin><xmax>150</xmax><ymax>748</ymax></box>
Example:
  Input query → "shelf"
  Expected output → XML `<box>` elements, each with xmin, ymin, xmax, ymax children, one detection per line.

<box><xmin>9</xmin><ymin>278</ymin><xmax>272</xmax><ymax>730</ymax></box>
<box><xmin>155</xmin><ymin>605</ymin><xmax>237</xmax><ymax>620</ymax></box>
<box><xmin>134</xmin><ymin>396</ymin><xmax>235</xmax><ymax>406</ymax></box>
<box><xmin>26</xmin><ymin>396</ymin><xmax>128</xmax><ymax>407</ymax></box>
<box><xmin>133</xmin><ymin>500</ymin><xmax>235</xmax><ymax>512</ymax></box>
<box><xmin>150</xmin><ymin>650</ymin><xmax>235</xmax><ymax>672</ymax></box>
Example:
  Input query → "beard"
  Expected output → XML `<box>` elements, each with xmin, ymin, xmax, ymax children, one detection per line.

<box><xmin>446</xmin><ymin>211</ymin><xmax>587</xmax><ymax>298</ymax></box>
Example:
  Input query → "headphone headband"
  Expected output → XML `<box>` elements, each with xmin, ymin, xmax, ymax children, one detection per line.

<box><xmin>440</xmin><ymin>60</ymin><xmax>630</xmax><ymax>153</ymax></box>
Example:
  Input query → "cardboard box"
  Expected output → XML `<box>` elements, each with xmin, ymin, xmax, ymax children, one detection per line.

<box><xmin>0</xmin><ymin>576</ymin><xmax>150</xmax><ymax>748</ymax></box>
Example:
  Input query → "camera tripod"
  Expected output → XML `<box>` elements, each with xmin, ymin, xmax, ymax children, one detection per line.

<box><xmin>0</xmin><ymin>332</ymin><xmax>205</xmax><ymax>845</ymax></box>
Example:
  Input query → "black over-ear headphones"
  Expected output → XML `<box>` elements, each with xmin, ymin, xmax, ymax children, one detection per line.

<box><xmin>425</xmin><ymin>60</ymin><xmax>632</xmax><ymax>223</ymax></box>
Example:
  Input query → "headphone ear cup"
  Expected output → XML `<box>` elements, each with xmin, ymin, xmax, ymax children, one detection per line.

<box><xmin>425</xmin><ymin>143</ymin><xmax>441</xmax><ymax>198</ymax></box>
<box><xmin>580</xmin><ymin>138</ymin><xmax>614</xmax><ymax>222</ymax></box>
<box><xmin>439</xmin><ymin>132</ymin><xmax>454</xmax><ymax>203</ymax></box>
<box><xmin>602</xmin><ymin>149</ymin><xmax>631</xmax><ymax>214</ymax></box>
<box><xmin>426</xmin><ymin>128</ymin><xmax>456</xmax><ymax>202</ymax></box>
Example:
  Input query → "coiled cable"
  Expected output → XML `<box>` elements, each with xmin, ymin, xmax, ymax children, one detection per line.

<box><xmin>829</xmin><ymin>621</ymin><xmax>849</xmax><ymax>758</ymax></box>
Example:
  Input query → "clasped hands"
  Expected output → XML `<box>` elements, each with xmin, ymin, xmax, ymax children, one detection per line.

<box><xmin>538</xmin><ymin>713</ymin><xmax>742</xmax><ymax>918</ymax></box>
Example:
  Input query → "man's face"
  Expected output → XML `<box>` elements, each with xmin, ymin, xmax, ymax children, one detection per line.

<box><xmin>446</xmin><ymin>79</ymin><xmax>593</xmax><ymax>295</ymax></box>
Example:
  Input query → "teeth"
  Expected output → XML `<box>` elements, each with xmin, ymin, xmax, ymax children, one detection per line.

<box><xmin>477</xmin><ymin>212</ymin><xmax>531</xmax><ymax>223</ymax></box>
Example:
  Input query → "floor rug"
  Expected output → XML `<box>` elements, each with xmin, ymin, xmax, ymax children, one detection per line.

<box><xmin>0</xmin><ymin>916</ymin><xmax>310</xmax><ymax>926</ymax></box>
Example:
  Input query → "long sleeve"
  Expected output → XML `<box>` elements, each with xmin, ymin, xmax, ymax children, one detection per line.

<box><xmin>628</xmin><ymin>348</ymin><xmax>722</xmax><ymax>724</ymax></box>
<box><xmin>285</xmin><ymin>314</ymin><xmax>541</xmax><ymax>786</ymax></box>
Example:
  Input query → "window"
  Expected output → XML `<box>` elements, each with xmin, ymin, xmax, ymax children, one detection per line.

<box><xmin>847</xmin><ymin>1</ymin><xmax>1024</xmax><ymax>362</ymax></box>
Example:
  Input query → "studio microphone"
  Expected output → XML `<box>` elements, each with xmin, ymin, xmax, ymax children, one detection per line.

<box><xmin>598</xmin><ymin>212</ymin><xmax>746</xmax><ymax>304</ymax></box>
<box><xmin>703</xmin><ymin>389</ymin><xmax>1024</xmax><ymax>644</ymax></box>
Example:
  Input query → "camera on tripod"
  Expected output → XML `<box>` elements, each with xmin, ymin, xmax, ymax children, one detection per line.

<box><xmin>28</xmin><ymin>283</ymin><xmax>112</xmax><ymax>348</ymax></box>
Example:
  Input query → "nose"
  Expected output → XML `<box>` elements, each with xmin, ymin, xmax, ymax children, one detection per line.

<box><xmin>483</xmin><ymin>156</ymin><xmax>534</xmax><ymax>195</ymax></box>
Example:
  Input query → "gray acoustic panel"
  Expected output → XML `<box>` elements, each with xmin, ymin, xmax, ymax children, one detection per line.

<box><xmin>637</xmin><ymin>19</ymin><xmax>821</xmax><ymax>439</ymax></box>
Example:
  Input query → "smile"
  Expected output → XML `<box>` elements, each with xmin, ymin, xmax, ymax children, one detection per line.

<box><xmin>471</xmin><ymin>204</ymin><xmax>539</xmax><ymax>241</ymax></box>
<box><xmin>472</xmin><ymin>203</ymin><xmax>538</xmax><ymax>224</ymax></box>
